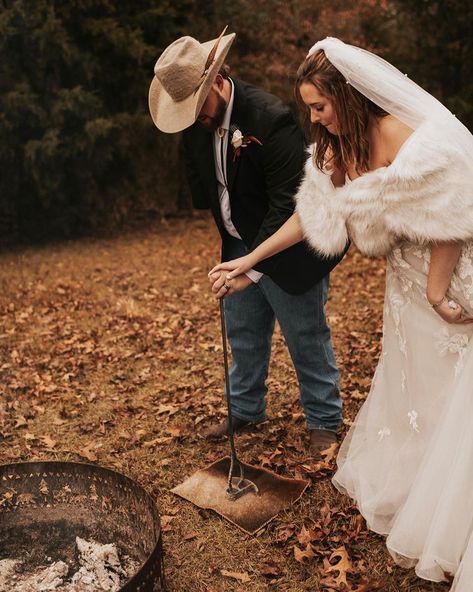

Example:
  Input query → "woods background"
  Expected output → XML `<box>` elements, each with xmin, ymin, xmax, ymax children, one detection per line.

<box><xmin>1</xmin><ymin>0</ymin><xmax>472</xmax><ymax>243</ymax></box>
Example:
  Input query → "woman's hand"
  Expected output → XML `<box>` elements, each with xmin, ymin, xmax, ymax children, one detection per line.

<box><xmin>431</xmin><ymin>297</ymin><xmax>473</xmax><ymax>324</ymax></box>
<box><xmin>208</xmin><ymin>253</ymin><xmax>258</xmax><ymax>280</ymax></box>
<box><xmin>208</xmin><ymin>270</ymin><xmax>253</xmax><ymax>299</ymax></box>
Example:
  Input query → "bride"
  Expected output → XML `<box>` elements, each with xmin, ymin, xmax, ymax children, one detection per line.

<box><xmin>209</xmin><ymin>37</ymin><xmax>473</xmax><ymax>589</ymax></box>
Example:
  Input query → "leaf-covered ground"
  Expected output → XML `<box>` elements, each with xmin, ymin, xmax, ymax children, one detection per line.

<box><xmin>0</xmin><ymin>215</ymin><xmax>449</xmax><ymax>592</ymax></box>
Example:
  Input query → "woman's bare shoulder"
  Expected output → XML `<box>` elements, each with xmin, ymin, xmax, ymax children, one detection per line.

<box><xmin>376</xmin><ymin>115</ymin><xmax>414</xmax><ymax>163</ymax></box>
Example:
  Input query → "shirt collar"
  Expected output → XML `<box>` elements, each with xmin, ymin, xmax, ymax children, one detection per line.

<box><xmin>220</xmin><ymin>78</ymin><xmax>234</xmax><ymax>133</ymax></box>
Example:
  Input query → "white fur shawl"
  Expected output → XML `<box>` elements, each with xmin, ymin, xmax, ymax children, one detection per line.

<box><xmin>295</xmin><ymin>121</ymin><xmax>473</xmax><ymax>257</ymax></box>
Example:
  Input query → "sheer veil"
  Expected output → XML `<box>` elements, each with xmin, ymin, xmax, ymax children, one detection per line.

<box><xmin>308</xmin><ymin>38</ymin><xmax>473</xmax><ymax>161</ymax></box>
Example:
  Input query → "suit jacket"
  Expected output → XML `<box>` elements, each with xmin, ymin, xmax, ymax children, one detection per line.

<box><xmin>183</xmin><ymin>78</ymin><xmax>344</xmax><ymax>295</ymax></box>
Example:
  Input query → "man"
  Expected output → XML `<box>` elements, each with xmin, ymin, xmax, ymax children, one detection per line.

<box><xmin>148</xmin><ymin>29</ymin><xmax>344</xmax><ymax>452</ymax></box>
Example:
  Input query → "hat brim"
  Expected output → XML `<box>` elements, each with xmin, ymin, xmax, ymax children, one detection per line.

<box><xmin>149</xmin><ymin>33</ymin><xmax>235</xmax><ymax>134</ymax></box>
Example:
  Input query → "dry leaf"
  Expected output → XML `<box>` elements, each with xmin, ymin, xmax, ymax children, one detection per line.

<box><xmin>293</xmin><ymin>543</ymin><xmax>316</xmax><ymax>563</ymax></box>
<box><xmin>161</xmin><ymin>515</ymin><xmax>175</xmax><ymax>532</ymax></box>
<box><xmin>14</xmin><ymin>415</ymin><xmax>28</xmax><ymax>428</ymax></box>
<box><xmin>143</xmin><ymin>436</ymin><xmax>172</xmax><ymax>448</ymax></box>
<box><xmin>40</xmin><ymin>435</ymin><xmax>57</xmax><ymax>448</ymax></box>
<box><xmin>221</xmin><ymin>570</ymin><xmax>251</xmax><ymax>583</ymax></box>
<box><xmin>168</xmin><ymin>426</ymin><xmax>184</xmax><ymax>438</ymax></box>
<box><xmin>275</xmin><ymin>525</ymin><xmax>295</xmax><ymax>543</ymax></box>
<box><xmin>156</xmin><ymin>403</ymin><xmax>179</xmax><ymax>416</ymax></box>
<box><xmin>297</xmin><ymin>525</ymin><xmax>321</xmax><ymax>545</ymax></box>
<box><xmin>78</xmin><ymin>445</ymin><xmax>97</xmax><ymax>462</ymax></box>
<box><xmin>322</xmin><ymin>545</ymin><xmax>353</xmax><ymax>587</ymax></box>
<box><xmin>260</xmin><ymin>562</ymin><xmax>280</xmax><ymax>577</ymax></box>
<box><xmin>320</xmin><ymin>441</ymin><xmax>339</xmax><ymax>463</ymax></box>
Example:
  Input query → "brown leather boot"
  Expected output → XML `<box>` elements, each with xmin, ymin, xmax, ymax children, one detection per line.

<box><xmin>199</xmin><ymin>417</ymin><xmax>252</xmax><ymax>440</ymax></box>
<box><xmin>309</xmin><ymin>428</ymin><xmax>338</xmax><ymax>454</ymax></box>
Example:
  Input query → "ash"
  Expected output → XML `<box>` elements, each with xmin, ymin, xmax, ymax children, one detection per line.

<box><xmin>0</xmin><ymin>537</ymin><xmax>139</xmax><ymax>591</ymax></box>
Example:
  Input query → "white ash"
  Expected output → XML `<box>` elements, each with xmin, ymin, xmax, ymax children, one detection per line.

<box><xmin>70</xmin><ymin>537</ymin><xmax>126</xmax><ymax>591</ymax></box>
<box><xmin>0</xmin><ymin>559</ymin><xmax>68</xmax><ymax>591</ymax></box>
<box><xmin>0</xmin><ymin>538</ymin><xmax>138</xmax><ymax>592</ymax></box>
<box><xmin>0</xmin><ymin>559</ymin><xmax>19</xmax><ymax>590</ymax></box>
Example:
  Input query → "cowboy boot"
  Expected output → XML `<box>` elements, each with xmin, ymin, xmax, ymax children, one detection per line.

<box><xmin>309</xmin><ymin>428</ymin><xmax>338</xmax><ymax>453</ymax></box>
<box><xmin>199</xmin><ymin>416</ymin><xmax>252</xmax><ymax>439</ymax></box>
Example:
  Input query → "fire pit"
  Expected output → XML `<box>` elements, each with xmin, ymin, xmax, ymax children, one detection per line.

<box><xmin>0</xmin><ymin>461</ymin><xmax>165</xmax><ymax>591</ymax></box>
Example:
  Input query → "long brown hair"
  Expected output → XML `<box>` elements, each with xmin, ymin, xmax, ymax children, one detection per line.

<box><xmin>295</xmin><ymin>49</ymin><xmax>387</xmax><ymax>174</ymax></box>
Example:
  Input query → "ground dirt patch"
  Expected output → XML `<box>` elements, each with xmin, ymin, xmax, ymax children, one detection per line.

<box><xmin>0</xmin><ymin>215</ymin><xmax>449</xmax><ymax>591</ymax></box>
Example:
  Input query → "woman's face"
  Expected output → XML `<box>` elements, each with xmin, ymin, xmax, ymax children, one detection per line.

<box><xmin>299</xmin><ymin>81</ymin><xmax>338</xmax><ymax>134</ymax></box>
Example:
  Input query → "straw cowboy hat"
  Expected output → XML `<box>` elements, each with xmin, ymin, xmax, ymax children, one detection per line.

<box><xmin>149</xmin><ymin>27</ymin><xmax>236</xmax><ymax>133</ymax></box>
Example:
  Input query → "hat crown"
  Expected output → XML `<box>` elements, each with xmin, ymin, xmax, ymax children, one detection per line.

<box><xmin>154</xmin><ymin>36</ymin><xmax>207</xmax><ymax>103</ymax></box>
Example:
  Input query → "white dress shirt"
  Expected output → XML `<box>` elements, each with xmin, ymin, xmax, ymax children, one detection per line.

<box><xmin>212</xmin><ymin>79</ymin><xmax>262</xmax><ymax>284</ymax></box>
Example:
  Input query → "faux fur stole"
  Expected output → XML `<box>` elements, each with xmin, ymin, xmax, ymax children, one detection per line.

<box><xmin>295</xmin><ymin>120</ymin><xmax>473</xmax><ymax>258</ymax></box>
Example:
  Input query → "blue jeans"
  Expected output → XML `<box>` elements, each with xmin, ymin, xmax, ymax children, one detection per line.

<box><xmin>222</xmin><ymin>238</ymin><xmax>342</xmax><ymax>431</ymax></box>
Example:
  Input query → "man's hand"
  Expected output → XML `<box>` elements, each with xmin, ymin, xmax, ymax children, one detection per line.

<box><xmin>209</xmin><ymin>271</ymin><xmax>253</xmax><ymax>299</ymax></box>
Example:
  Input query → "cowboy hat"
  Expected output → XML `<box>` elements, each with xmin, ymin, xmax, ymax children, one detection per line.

<box><xmin>148</xmin><ymin>28</ymin><xmax>235</xmax><ymax>133</ymax></box>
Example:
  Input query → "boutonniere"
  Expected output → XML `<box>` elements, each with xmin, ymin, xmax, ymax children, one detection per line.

<box><xmin>230</xmin><ymin>125</ymin><xmax>263</xmax><ymax>161</ymax></box>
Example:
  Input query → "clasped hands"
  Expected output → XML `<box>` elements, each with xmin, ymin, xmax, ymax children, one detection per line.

<box><xmin>208</xmin><ymin>256</ymin><xmax>473</xmax><ymax>325</ymax></box>
<box><xmin>208</xmin><ymin>254</ymin><xmax>256</xmax><ymax>299</ymax></box>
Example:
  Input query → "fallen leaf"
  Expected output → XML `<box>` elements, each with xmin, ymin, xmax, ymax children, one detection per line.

<box><xmin>161</xmin><ymin>515</ymin><xmax>175</xmax><ymax>532</ymax></box>
<box><xmin>293</xmin><ymin>543</ymin><xmax>316</xmax><ymax>563</ymax></box>
<box><xmin>156</xmin><ymin>404</ymin><xmax>180</xmax><ymax>416</ymax></box>
<box><xmin>168</xmin><ymin>426</ymin><xmax>184</xmax><ymax>438</ymax></box>
<box><xmin>297</xmin><ymin>525</ymin><xmax>321</xmax><ymax>545</ymax></box>
<box><xmin>322</xmin><ymin>545</ymin><xmax>353</xmax><ymax>587</ymax></box>
<box><xmin>260</xmin><ymin>561</ymin><xmax>280</xmax><ymax>577</ymax></box>
<box><xmin>40</xmin><ymin>435</ymin><xmax>57</xmax><ymax>448</ymax></box>
<box><xmin>275</xmin><ymin>525</ymin><xmax>296</xmax><ymax>543</ymax></box>
<box><xmin>78</xmin><ymin>445</ymin><xmax>97</xmax><ymax>462</ymax></box>
<box><xmin>221</xmin><ymin>570</ymin><xmax>251</xmax><ymax>583</ymax></box>
<box><xmin>14</xmin><ymin>416</ymin><xmax>28</xmax><ymax>428</ymax></box>
<box><xmin>320</xmin><ymin>441</ymin><xmax>339</xmax><ymax>463</ymax></box>
<box><xmin>143</xmin><ymin>436</ymin><xmax>172</xmax><ymax>448</ymax></box>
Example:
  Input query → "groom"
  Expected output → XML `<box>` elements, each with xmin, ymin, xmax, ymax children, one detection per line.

<box><xmin>148</xmin><ymin>30</ymin><xmax>344</xmax><ymax>452</ymax></box>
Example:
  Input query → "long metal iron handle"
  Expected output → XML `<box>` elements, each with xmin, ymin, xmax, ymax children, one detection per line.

<box><xmin>219</xmin><ymin>299</ymin><xmax>238</xmax><ymax>465</ymax></box>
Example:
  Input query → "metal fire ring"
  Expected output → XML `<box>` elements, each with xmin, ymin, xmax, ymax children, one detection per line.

<box><xmin>0</xmin><ymin>461</ymin><xmax>165</xmax><ymax>591</ymax></box>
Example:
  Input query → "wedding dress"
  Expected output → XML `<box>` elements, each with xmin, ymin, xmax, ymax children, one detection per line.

<box><xmin>293</xmin><ymin>37</ymin><xmax>473</xmax><ymax>588</ymax></box>
<box><xmin>295</xmin><ymin>110</ymin><xmax>473</xmax><ymax>591</ymax></box>
<box><xmin>334</xmin><ymin>234</ymin><xmax>473</xmax><ymax>588</ymax></box>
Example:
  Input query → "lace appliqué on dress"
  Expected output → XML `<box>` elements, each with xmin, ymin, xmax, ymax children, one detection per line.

<box><xmin>407</xmin><ymin>409</ymin><xmax>420</xmax><ymax>432</ymax></box>
<box><xmin>385</xmin><ymin>248</ymin><xmax>413</xmax><ymax>355</ymax></box>
<box><xmin>378</xmin><ymin>427</ymin><xmax>391</xmax><ymax>441</ymax></box>
<box><xmin>436</xmin><ymin>328</ymin><xmax>470</xmax><ymax>377</ymax></box>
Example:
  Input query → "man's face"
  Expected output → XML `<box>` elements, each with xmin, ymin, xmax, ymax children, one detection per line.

<box><xmin>196</xmin><ymin>83</ymin><xmax>227</xmax><ymax>132</ymax></box>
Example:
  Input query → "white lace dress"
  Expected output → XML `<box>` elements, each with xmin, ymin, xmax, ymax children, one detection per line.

<box><xmin>333</xmin><ymin>241</ymin><xmax>473</xmax><ymax>588</ymax></box>
<box><xmin>294</xmin><ymin>122</ymin><xmax>473</xmax><ymax>589</ymax></box>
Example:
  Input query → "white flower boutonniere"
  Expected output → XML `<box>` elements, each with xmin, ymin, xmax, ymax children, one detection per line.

<box><xmin>231</xmin><ymin>128</ymin><xmax>244</xmax><ymax>149</ymax></box>
<box><xmin>230</xmin><ymin>125</ymin><xmax>263</xmax><ymax>161</ymax></box>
